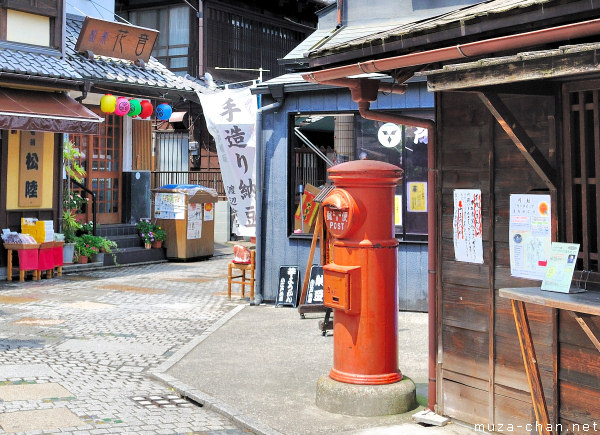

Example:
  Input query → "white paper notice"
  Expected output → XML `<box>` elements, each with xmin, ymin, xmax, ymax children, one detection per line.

<box><xmin>453</xmin><ymin>189</ymin><xmax>483</xmax><ymax>264</ymax></box>
<box><xmin>509</xmin><ymin>194</ymin><xmax>551</xmax><ymax>280</ymax></box>
<box><xmin>204</xmin><ymin>203</ymin><xmax>214</xmax><ymax>221</ymax></box>
<box><xmin>187</xmin><ymin>203</ymin><xmax>203</xmax><ymax>239</ymax></box>
<box><xmin>154</xmin><ymin>193</ymin><xmax>186</xmax><ymax>220</ymax></box>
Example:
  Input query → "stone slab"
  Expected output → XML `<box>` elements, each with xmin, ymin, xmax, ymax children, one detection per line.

<box><xmin>63</xmin><ymin>301</ymin><xmax>114</xmax><ymax>310</ymax></box>
<box><xmin>0</xmin><ymin>408</ymin><xmax>83</xmax><ymax>432</ymax></box>
<box><xmin>57</xmin><ymin>338</ymin><xmax>169</xmax><ymax>355</ymax></box>
<box><xmin>0</xmin><ymin>364</ymin><xmax>58</xmax><ymax>379</ymax></box>
<box><xmin>13</xmin><ymin>317</ymin><xmax>65</xmax><ymax>326</ymax></box>
<box><xmin>0</xmin><ymin>382</ymin><xmax>72</xmax><ymax>401</ymax></box>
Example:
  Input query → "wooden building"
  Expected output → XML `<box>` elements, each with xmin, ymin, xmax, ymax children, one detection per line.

<box><xmin>297</xmin><ymin>0</ymin><xmax>600</xmax><ymax>432</ymax></box>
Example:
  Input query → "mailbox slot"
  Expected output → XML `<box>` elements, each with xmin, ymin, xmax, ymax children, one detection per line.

<box><xmin>323</xmin><ymin>263</ymin><xmax>361</xmax><ymax>314</ymax></box>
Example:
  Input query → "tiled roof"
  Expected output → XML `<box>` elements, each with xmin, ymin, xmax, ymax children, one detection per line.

<box><xmin>0</xmin><ymin>14</ymin><xmax>208</xmax><ymax>97</ymax></box>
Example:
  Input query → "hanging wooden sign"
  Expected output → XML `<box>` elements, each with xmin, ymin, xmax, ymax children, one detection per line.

<box><xmin>19</xmin><ymin>131</ymin><xmax>43</xmax><ymax>207</ymax></box>
<box><xmin>75</xmin><ymin>16</ymin><xmax>158</xmax><ymax>63</ymax></box>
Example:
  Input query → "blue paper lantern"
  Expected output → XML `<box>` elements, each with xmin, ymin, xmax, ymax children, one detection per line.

<box><xmin>156</xmin><ymin>103</ymin><xmax>172</xmax><ymax>120</ymax></box>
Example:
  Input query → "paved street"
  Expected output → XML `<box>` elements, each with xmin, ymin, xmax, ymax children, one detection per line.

<box><xmin>0</xmin><ymin>258</ymin><xmax>249</xmax><ymax>434</ymax></box>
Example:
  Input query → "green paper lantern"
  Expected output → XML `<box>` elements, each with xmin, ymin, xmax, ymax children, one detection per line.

<box><xmin>128</xmin><ymin>99</ymin><xmax>142</xmax><ymax>117</ymax></box>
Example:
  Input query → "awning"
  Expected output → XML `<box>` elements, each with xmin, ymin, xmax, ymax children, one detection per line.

<box><xmin>0</xmin><ymin>88</ymin><xmax>103</xmax><ymax>134</ymax></box>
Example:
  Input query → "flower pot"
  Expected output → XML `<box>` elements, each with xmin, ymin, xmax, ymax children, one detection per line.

<box><xmin>151</xmin><ymin>241</ymin><xmax>163</xmax><ymax>249</ymax></box>
<box><xmin>144</xmin><ymin>242</ymin><xmax>151</xmax><ymax>249</ymax></box>
<box><xmin>77</xmin><ymin>255</ymin><xmax>89</xmax><ymax>264</ymax></box>
<box><xmin>92</xmin><ymin>252</ymin><xmax>105</xmax><ymax>264</ymax></box>
<box><xmin>63</xmin><ymin>243</ymin><xmax>75</xmax><ymax>264</ymax></box>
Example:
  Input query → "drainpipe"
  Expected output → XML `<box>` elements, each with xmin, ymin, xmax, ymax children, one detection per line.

<box><xmin>358</xmin><ymin>100</ymin><xmax>438</xmax><ymax>412</ymax></box>
<box><xmin>302</xmin><ymin>17</ymin><xmax>600</xmax><ymax>83</ymax></box>
<box><xmin>336</xmin><ymin>0</ymin><xmax>344</xmax><ymax>29</ymax></box>
<box><xmin>252</xmin><ymin>90</ymin><xmax>284</xmax><ymax>305</ymax></box>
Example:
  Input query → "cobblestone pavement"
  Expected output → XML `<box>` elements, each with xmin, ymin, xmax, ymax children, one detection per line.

<box><xmin>0</xmin><ymin>259</ymin><xmax>250</xmax><ymax>435</ymax></box>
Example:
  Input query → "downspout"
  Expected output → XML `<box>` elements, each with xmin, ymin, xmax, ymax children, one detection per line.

<box><xmin>357</xmin><ymin>101</ymin><xmax>438</xmax><ymax>412</ymax></box>
<box><xmin>302</xmin><ymin>17</ymin><xmax>600</xmax><ymax>83</ymax></box>
<box><xmin>253</xmin><ymin>93</ymin><xmax>284</xmax><ymax>305</ymax></box>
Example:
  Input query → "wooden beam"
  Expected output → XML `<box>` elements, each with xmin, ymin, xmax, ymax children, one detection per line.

<box><xmin>511</xmin><ymin>300</ymin><xmax>553</xmax><ymax>435</ymax></box>
<box><xmin>478</xmin><ymin>92</ymin><xmax>557</xmax><ymax>191</ymax></box>
<box><xmin>568</xmin><ymin>311</ymin><xmax>600</xmax><ymax>353</ymax></box>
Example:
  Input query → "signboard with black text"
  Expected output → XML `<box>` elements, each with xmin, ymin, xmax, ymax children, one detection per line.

<box><xmin>276</xmin><ymin>266</ymin><xmax>300</xmax><ymax>307</ymax></box>
<box><xmin>304</xmin><ymin>265</ymin><xmax>324</xmax><ymax>304</ymax></box>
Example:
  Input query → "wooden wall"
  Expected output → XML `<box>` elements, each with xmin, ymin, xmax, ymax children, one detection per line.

<box><xmin>260</xmin><ymin>82</ymin><xmax>432</xmax><ymax>310</ymax></box>
<box><xmin>437</xmin><ymin>90</ymin><xmax>600</xmax><ymax>432</ymax></box>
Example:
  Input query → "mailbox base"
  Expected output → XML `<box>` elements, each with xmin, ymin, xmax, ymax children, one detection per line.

<box><xmin>316</xmin><ymin>374</ymin><xmax>416</xmax><ymax>417</ymax></box>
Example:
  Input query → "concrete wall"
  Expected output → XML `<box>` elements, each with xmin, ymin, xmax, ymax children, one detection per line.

<box><xmin>214</xmin><ymin>200</ymin><xmax>231</xmax><ymax>243</ymax></box>
<box><xmin>260</xmin><ymin>82</ymin><xmax>432</xmax><ymax>311</ymax></box>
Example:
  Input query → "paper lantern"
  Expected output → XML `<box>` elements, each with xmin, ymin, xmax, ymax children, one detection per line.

<box><xmin>156</xmin><ymin>103</ymin><xmax>172</xmax><ymax>120</ymax></box>
<box><xmin>128</xmin><ymin>99</ymin><xmax>142</xmax><ymax>117</ymax></box>
<box><xmin>139</xmin><ymin>100</ymin><xmax>153</xmax><ymax>119</ymax></box>
<box><xmin>100</xmin><ymin>94</ymin><xmax>116</xmax><ymax>113</ymax></box>
<box><xmin>114</xmin><ymin>97</ymin><xmax>130</xmax><ymax>116</ymax></box>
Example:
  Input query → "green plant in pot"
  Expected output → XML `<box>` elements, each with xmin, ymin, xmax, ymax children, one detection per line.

<box><xmin>62</xmin><ymin>139</ymin><xmax>87</xmax><ymax>264</ymax></box>
<box><xmin>74</xmin><ymin>237</ymin><xmax>99</xmax><ymax>263</ymax></box>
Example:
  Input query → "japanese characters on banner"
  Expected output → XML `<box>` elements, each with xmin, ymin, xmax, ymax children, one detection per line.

<box><xmin>198</xmin><ymin>88</ymin><xmax>257</xmax><ymax>237</ymax></box>
<box><xmin>453</xmin><ymin>189</ymin><xmax>483</xmax><ymax>264</ymax></box>
<box><xmin>509</xmin><ymin>194</ymin><xmax>551</xmax><ymax>280</ymax></box>
<box><xmin>187</xmin><ymin>203</ymin><xmax>203</xmax><ymax>239</ymax></box>
<box><xmin>19</xmin><ymin>131</ymin><xmax>44</xmax><ymax>207</ymax></box>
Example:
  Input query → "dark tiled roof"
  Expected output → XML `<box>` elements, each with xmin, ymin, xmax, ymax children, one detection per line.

<box><xmin>0</xmin><ymin>14</ymin><xmax>208</xmax><ymax>96</ymax></box>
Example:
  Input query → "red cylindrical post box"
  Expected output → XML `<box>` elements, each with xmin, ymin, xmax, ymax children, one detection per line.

<box><xmin>322</xmin><ymin>160</ymin><xmax>403</xmax><ymax>385</ymax></box>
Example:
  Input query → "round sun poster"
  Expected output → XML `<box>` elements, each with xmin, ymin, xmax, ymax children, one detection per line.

<box><xmin>204</xmin><ymin>203</ymin><xmax>214</xmax><ymax>221</ymax></box>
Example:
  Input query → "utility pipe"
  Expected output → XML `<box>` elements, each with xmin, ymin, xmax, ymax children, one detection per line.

<box><xmin>302</xmin><ymin>17</ymin><xmax>600</xmax><ymax>83</ymax></box>
<box><xmin>253</xmin><ymin>99</ymin><xmax>283</xmax><ymax>305</ymax></box>
<box><xmin>358</xmin><ymin>100</ymin><xmax>437</xmax><ymax>412</ymax></box>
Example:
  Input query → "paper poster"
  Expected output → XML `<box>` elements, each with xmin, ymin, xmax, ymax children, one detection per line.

<box><xmin>509</xmin><ymin>194</ymin><xmax>551</xmax><ymax>280</ymax></box>
<box><xmin>541</xmin><ymin>243</ymin><xmax>580</xmax><ymax>293</ymax></box>
<box><xmin>408</xmin><ymin>182</ymin><xmax>427</xmax><ymax>212</ymax></box>
<box><xmin>394</xmin><ymin>195</ymin><xmax>402</xmax><ymax>226</ymax></box>
<box><xmin>453</xmin><ymin>189</ymin><xmax>483</xmax><ymax>264</ymax></box>
<box><xmin>204</xmin><ymin>203</ymin><xmax>214</xmax><ymax>221</ymax></box>
<box><xmin>198</xmin><ymin>87</ymin><xmax>257</xmax><ymax>237</ymax></box>
<box><xmin>154</xmin><ymin>193</ymin><xmax>186</xmax><ymax>220</ymax></box>
<box><xmin>187</xmin><ymin>203</ymin><xmax>203</xmax><ymax>239</ymax></box>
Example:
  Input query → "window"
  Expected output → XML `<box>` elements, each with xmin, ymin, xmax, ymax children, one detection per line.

<box><xmin>289</xmin><ymin>112</ymin><xmax>431</xmax><ymax>241</ymax></box>
<box><xmin>129</xmin><ymin>5</ymin><xmax>190</xmax><ymax>75</ymax></box>
<box><xmin>0</xmin><ymin>0</ymin><xmax>62</xmax><ymax>50</ymax></box>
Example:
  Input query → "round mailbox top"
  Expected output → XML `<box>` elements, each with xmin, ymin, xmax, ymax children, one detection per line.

<box><xmin>327</xmin><ymin>160</ymin><xmax>403</xmax><ymax>178</ymax></box>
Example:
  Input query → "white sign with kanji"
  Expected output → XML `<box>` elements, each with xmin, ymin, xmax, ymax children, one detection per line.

<box><xmin>453</xmin><ymin>189</ymin><xmax>483</xmax><ymax>264</ymax></box>
<box><xmin>198</xmin><ymin>87</ymin><xmax>257</xmax><ymax>237</ymax></box>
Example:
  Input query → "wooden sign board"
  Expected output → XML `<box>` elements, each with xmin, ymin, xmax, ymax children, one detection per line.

<box><xmin>75</xmin><ymin>16</ymin><xmax>158</xmax><ymax>63</ymax></box>
<box><xmin>276</xmin><ymin>265</ymin><xmax>300</xmax><ymax>307</ymax></box>
<box><xmin>304</xmin><ymin>265</ymin><xmax>324</xmax><ymax>304</ymax></box>
<box><xmin>19</xmin><ymin>131</ymin><xmax>43</xmax><ymax>207</ymax></box>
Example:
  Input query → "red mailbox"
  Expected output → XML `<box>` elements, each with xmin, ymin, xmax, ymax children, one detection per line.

<box><xmin>322</xmin><ymin>160</ymin><xmax>403</xmax><ymax>385</ymax></box>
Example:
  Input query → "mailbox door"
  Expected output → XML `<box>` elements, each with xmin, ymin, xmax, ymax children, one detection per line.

<box><xmin>323</xmin><ymin>263</ymin><xmax>361</xmax><ymax>314</ymax></box>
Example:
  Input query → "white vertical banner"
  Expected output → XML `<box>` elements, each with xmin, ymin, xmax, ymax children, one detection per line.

<box><xmin>453</xmin><ymin>189</ymin><xmax>484</xmax><ymax>264</ymax></box>
<box><xmin>198</xmin><ymin>87</ymin><xmax>257</xmax><ymax>237</ymax></box>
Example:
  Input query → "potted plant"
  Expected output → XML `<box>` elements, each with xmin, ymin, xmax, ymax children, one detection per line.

<box><xmin>152</xmin><ymin>225</ymin><xmax>166</xmax><ymax>248</ymax></box>
<box><xmin>140</xmin><ymin>231</ymin><xmax>155</xmax><ymax>249</ymax></box>
<box><xmin>62</xmin><ymin>139</ymin><xmax>86</xmax><ymax>264</ymax></box>
<box><xmin>136</xmin><ymin>219</ymin><xmax>153</xmax><ymax>236</ymax></box>
<box><xmin>74</xmin><ymin>237</ymin><xmax>99</xmax><ymax>264</ymax></box>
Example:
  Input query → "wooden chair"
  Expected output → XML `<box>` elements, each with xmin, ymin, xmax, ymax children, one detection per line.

<box><xmin>227</xmin><ymin>249</ymin><xmax>255</xmax><ymax>301</ymax></box>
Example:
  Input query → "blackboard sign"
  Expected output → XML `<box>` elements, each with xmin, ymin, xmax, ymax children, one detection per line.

<box><xmin>276</xmin><ymin>265</ymin><xmax>300</xmax><ymax>307</ymax></box>
<box><xmin>305</xmin><ymin>265</ymin><xmax>324</xmax><ymax>304</ymax></box>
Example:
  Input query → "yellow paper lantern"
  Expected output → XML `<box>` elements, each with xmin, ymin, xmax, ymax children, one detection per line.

<box><xmin>100</xmin><ymin>94</ymin><xmax>116</xmax><ymax>114</ymax></box>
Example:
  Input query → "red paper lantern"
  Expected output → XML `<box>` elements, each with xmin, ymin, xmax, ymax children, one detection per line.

<box><xmin>139</xmin><ymin>100</ymin><xmax>153</xmax><ymax>119</ymax></box>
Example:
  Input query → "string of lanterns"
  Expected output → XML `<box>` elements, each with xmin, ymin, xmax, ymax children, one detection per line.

<box><xmin>100</xmin><ymin>94</ymin><xmax>173</xmax><ymax>120</ymax></box>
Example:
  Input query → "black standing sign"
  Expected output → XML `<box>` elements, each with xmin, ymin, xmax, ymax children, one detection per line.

<box><xmin>276</xmin><ymin>265</ymin><xmax>300</xmax><ymax>307</ymax></box>
<box><xmin>305</xmin><ymin>265</ymin><xmax>324</xmax><ymax>304</ymax></box>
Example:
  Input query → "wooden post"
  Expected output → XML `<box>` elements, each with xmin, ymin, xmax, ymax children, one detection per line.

<box><xmin>298</xmin><ymin>205</ymin><xmax>323</xmax><ymax>308</ymax></box>
<box><xmin>511</xmin><ymin>300</ymin><xmax>553</xmax><ymax>435</ymax></box>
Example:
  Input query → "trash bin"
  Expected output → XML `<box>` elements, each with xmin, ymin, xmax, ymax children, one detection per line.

<box><xmin>153</xmin><ymin>184</ymin><xmax>219</xmax><ymax>260</ymax></box>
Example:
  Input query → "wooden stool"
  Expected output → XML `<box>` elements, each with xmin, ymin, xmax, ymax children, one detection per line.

<box><xmin>227</xmin><ymin>250</ymin><xmax>255</xmax><ymax>300</ymax></box>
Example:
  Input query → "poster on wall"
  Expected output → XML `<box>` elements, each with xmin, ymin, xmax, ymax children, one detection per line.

<box><xmin>541</xmin><ymin>242</ymin><xmax>580</xmax><ymax>293</ymax></box>
<box><xmin>154</xmin><ymin>192</ymin><xmax>185</xmax><ymax>220</ymax></box>
<box><xmin>407</xmin><ymin>182</ymin><xmax>427</xmax><ymax>212</ymax></box>
<box><xmin>394</xmin><ymin>195</ymin><xmax>402</xmax><ymax>226</ymax></box>
<box><xmin>187</xmin><ymin>203</ymin><xmax>203</xmax><ymax>239</ymax></box>
<box><xmin>453</xmin><ymin>189</ymin><xmax>483</xmax><ymax>264</ymax></box>
<box><xmin>509</xmin><ymin>194</ymin><xmax>551</xmax><ymax>280</ymax></box>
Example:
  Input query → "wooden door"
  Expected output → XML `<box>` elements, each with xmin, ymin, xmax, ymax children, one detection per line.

<box><xmin>70</xmin><ymin>110</ymin><xmax>123</xmax><ymax>224</ymax></box>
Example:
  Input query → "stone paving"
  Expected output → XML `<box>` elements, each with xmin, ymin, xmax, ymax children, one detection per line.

<box><xmin>0</xmin><ymin>259</ymin><xmax>250</xmax><ymax>435</ymax></box>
